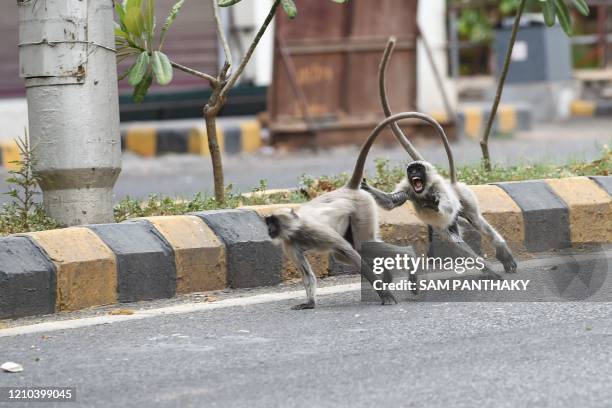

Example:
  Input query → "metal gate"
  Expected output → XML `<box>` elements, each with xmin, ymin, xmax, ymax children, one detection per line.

<box><xmin>269</xmin><ymin>0</ymin><xmax>420</xmax><ymax>148</ymax></box>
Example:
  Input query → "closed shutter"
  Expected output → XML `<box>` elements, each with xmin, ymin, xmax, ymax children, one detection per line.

<box><xmin>0</xmin><ymin>2</ymin><xmax>22</xmax><ymax>97</ymax></box>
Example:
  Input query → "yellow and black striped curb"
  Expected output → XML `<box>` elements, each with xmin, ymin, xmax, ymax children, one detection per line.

<box><xmin>453</xmin><ymin>105</ymin><xmax>532</xmax><ymax>139</ymax></box>
<box><xmin>1</xmin><ymin>176</ymin><xmax>610</xmax><ymax>320</ymax></box>
<box><xmin>570</xmin><ymin>100</ymin><xmax>612</xmax><ymax>117</ymax></box>
<box><xmin>121</xmin><ymin>120</ymin><xmax>263</xmax><ymax>157</ymax></box>
<box><xmin>0</xmin><ymin>140</ymin><xmax>20</xmax><ymax>171</ymax></box>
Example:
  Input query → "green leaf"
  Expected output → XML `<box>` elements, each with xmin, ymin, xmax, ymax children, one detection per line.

<box><xmin>128</xmin><ymin>51</ymin><xmax>150</xmax><ymax>86</ymax></box>
<box><xmin>281</xmin><ymin>0</ymin><xmax>297</xmax><ymax>18</ymax></box>
<box><xmin>541</xmin><ymin>0</ymin><xmax>556</xmax><ymax>27</ymax></box>
<box><xmin>115</xmin><ymin>2</ymin><xmax>127</xmax><ymax>30</ymax></box>
<box><xmin>151</xmin><ymin>51</ymin><xmax>173</xmax><ymax>85</ymax></box>
<box><xmin>572</xmin><ymin>0</ymin><xmax>589</xmax><ymax>16</ymax></box>
<box><xmin>159</xmin><ymin>0</ymin><xmax>186</xmax><ymax>49</ymax></box>
<box><xmin>554</xmin><ymin>0</ymin><xmax>572</xmax><ymax>35</ymax></box>
<box><xmin>144</xmin><ymin>0</ymin><xmax>156</xmax><ymax>45</ymax></box>
<box><xmin>218</xmin><ymin>0</ymin><xmax>243</xmax><ymax>6</ymax></box>
<box><xmin>133</xmin><ymin>70</ymin><xmax>153</xmax><ymax>103</ymax></box>
<box><xmin>114</xmin><ymin>25</ymin><xmax>129</xmax><ymax>40</ymax></box>
<box><xmin>124</xmin><ymin>7</ymin><xmax>144</xmax><ymax>37</ymax></box>
<box><xmin>125</xmin><ymin>0</ymin><xmax>142</xmax><ymax>10</ymax></box>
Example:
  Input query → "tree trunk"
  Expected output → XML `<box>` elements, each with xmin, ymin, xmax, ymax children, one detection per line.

<box><xmin>204</xmin><ymin>108</ymin><xmax>225</xmax><ymax>203</ymax></box>
<box><xmin>480</xmin><ymin>0</ymin><xmax>527</xmax><ymax>171</ymax></box>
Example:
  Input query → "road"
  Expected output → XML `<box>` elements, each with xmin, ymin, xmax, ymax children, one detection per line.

<box><xmin>1</xmin><ymin>251</ymin><xmax>611</xmax><ymax>408</ymax></box>
<box><xmin>0</xmin><ymin>118</ymin><xmax>610</xmax><ymax>204</ymax></box>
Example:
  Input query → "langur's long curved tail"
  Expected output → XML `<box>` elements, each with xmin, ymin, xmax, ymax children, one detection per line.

<box><xmin>378</xmin><ymin>37</ymin><xmax>457</xmax><ymax>184</ymax></box>
<box><xmin>347</xmin><ymin>112</ymin><xmax>452</xmax><ymax>189</ymax></box>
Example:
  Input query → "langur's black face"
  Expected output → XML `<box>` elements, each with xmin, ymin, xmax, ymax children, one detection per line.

<box><xmin>265</xmin><ymin>216</ymin><xmax>281</xmax><ymax>239</ymax></box>
<box><xmin>407</xmin><ymin>163</ymin><xmax>426</xmax><ymax>194</ymax></box>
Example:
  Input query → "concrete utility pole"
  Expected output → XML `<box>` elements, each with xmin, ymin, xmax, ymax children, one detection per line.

<box><xmin>18</xmin><ymin>0</ymin><xmax>121</xmax><ymax>225</ymax></box>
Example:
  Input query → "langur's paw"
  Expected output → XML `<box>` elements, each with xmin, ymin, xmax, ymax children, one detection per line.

<box><xmin>496</xmin><ymin>247</ymin><xmax>518</xmax><ymax>274</ymax></box>
<box><xmin>502</xmin><ymin>258</ymin><xmax>517</xmax><ymax>274</ymax></box>
<box><xmin>379</xmin><ymin>291</ymin><xmax>398</xmax><ymax>305</ymax></box>
<box><xmin>291</xmin><ymin>302</ymin><xmax>315</xmax><ymax>310</ymax></box>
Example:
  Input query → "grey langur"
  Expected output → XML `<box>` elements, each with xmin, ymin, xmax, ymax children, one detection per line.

<box><xmin>361</xmin><ymin>37</ymin><xmax>517</xmax><ymax>277</ymax></box>
<box><xmin>265</xmin><ymin>113</ymin><xmax>441</xmax><ymax>310</ymax></box>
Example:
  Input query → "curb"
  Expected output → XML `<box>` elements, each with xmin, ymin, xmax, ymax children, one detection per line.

<box><xmin>456</xmin><ymin>105</ymin><xmax>532</xmax><ymax>139</ymax></box>
<box><xmin>121</xmin><ymin>120</ymin><xmax>263</xmax><ymax>157</ymax></box>
<box><xmin>1</xmin><ymin>176</ymin><xmax>611</xmax><ymax>320</ymax></box>
<box><xmin>0</xmin><ymin>140</ymin><xmax>19</xmax><ymax>171</ymax></box>
<box><xmin>570</xmin><ymin>100</ymin><xmax>612</xmax><ymax>117</ymax></box>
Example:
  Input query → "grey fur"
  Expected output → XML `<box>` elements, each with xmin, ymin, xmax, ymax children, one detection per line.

<box><xmin>265</xmin><ymin>113</ymin><xmax>434</xmax><ymax>309</ymax></box>
<box><xmin>362</xmin><ymin>161</ymin><xmax>517</xmax><ymax>276</ymax></box>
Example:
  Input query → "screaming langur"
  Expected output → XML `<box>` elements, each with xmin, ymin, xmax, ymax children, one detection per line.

<box><xmin>265</xmin><ymin>113</ymin><xmax>442</xmax><ymax>310</ymax></box>
<box><xmin>361</xmin><ymin>36</ymin><xmax>517</xmax><ymax>277</ymax></box>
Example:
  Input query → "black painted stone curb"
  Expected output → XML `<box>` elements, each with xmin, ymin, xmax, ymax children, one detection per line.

<box><xmin>88</xmin><ymin>223</ymin><xmax>176</xmax><ymax>302</ymax></box>
<box><xmin>495</xmin><ymin>180</ymin><xmax>571</xmax><ymax>252</ymax></box>
<box><xmin>595</xmin><ymin>101</ymin><xmax>612</xmax><ymax>116</ymax></box>
<box><xmin>223</xmin><ymin>126</ymin><xmax>243</xmax><ymax>155</ymax></box>
<box><xmin>193</xmin><ymin>209</ymin><xmax>282</xmax><ymax>288</ymax></box>
<box><xmin>0</xmin><ymin>236</ymin><xmax>56</xmax><ymax>319</ymax></box>
<box><xmin>590</xmin><ymin>176</ymin><xmax>612</xmax><ymax>196</ymax></box>
<box><xmin>156</xmin><ymin>128</ymin><xmax>190</xmax><ymax>154</ymax></box>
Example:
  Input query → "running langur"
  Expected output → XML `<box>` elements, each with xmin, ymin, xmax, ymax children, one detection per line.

<box><xmin>265</xmin><ymin>113</ymin><xmax>438</xmax><ymax>310</ymax></box>
<box><xmin>361</xmin><ymin>162</ymin><xmax>517</xmax><ymax>275</ymax></box>
<box><xmin>361</xmin><ymin>36</ymin><xmax>517</xmax><ymax>276</ymax></box>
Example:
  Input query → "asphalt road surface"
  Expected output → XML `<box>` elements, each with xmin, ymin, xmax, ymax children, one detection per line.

<box><xmin>0</xmin><ymin>118</ymin><xmax>609</xmax><ymax>204</ymax></box>
<box><xmin>1</xmin><ymin>251</ymin><xmax>611</xmax><ymax>408</ymax></box>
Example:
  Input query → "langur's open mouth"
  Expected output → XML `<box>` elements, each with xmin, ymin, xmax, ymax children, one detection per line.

<box><xmin>411</xmin><ymin>176</ymin><xmax>424</xmax><ymax>193</ymax></box>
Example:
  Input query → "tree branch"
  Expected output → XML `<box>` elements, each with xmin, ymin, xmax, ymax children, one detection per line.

<box><xmin>480</xmin><ymin>0</ymin><xmax>527</xmax><ymax>171</ymax></box>
<box><xmin>220</xmin><ymin>0</ymin><xmax>280</xmax><ymax>97</ymax></box>
<box><xmin>170</xmin><ymin>61</ymin><xmax>219</xmax><ymax>86</ymax></box>
<box><xmin>213</xmin><ymin>0</ymin><xmax>233</xmax><ymax>79</ymax></box>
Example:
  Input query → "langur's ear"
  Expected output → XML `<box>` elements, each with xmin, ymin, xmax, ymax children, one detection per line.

<box><xmin>290</xmin><ymin>209</ymin><xmax>298</xmax><ymax>218</ymax></box>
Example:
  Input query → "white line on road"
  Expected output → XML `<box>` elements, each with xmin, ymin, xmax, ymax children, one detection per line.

<box><xmin>0</xmin><ymin>283</ymin><xmax>361</xmax><ymax>338</ymax></box>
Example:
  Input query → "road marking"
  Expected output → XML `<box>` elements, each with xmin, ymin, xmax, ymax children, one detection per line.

<box><xmin>0</xmin><ymin>283</ymin><xmax>361</xmax><ymax>338</ymax></box>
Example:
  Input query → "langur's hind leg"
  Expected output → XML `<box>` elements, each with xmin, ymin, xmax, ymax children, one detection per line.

<box><xmin>438</xmin><ymin>227</ymin><xmax>503</xmax><ymax>280</ymax></box>
<box><xmin>332</xmin><ymin>230</ymin><xmax>397</xmax><ymax>306</ymax></box>
<box><xmin>288</xmin><ymin>247</ymin><xmax>317</xmax><ymax>310</ymax></box>
<box><xmin>462</xmin><ymin>212</ymin><xmax>517</xmax><ymax>274</ymax></box>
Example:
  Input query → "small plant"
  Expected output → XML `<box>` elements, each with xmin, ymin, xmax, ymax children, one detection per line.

<box><xmin>0</xmin><ymin>135</ymin><xmax>59</xmax><ymax>235</ymax></box>
<box><xmin>2</xmin><ymin>145</ymin><xmax>609</xmax><ymax>235</ymax></box>
<box><xmin>113</xmin><ymin>182</ymin><xmax>307</xmax><ymax>223</ymax></box>
<box><xmin>478</xmin><ymin>0</ymin><xmax>590</xmax><ymax>170</ymax></box>
<box><xmin>114</xmin><ymin>0</ymin><xmax>348</xmax><ymax>203</ymax></box>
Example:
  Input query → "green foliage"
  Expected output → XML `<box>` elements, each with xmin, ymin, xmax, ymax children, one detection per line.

<box><xmin>301</xmin><ymin>146</ymin><xmax>612</xmax><ymax>197</ymax></box>
<box><xmin>151</xmin><ymin>51</ymin><xmax>173</xmax><ymax>85</ymax></box>
<box><xmin>2</xmin><ymin>146</ymin><xmax>609</xmax><ymax>235</ymax></box>
<box><xmin>281</xmin><ymin>0</ymin><xmax>297</xmax><ymax>19</ymax></box>
<box><xmin>218</xmin><ymin>0</ymin><xmax>244</xmax><ymax>6</ymax></box>
<box><xmin>113</xmin><ymin>182</ymin><xmax>307</xmax><ymax>222</ymax></box>
<box><xmin>0</xmin><ymin>135</ymin><xmax>59</xmax><ymax>236</ymax></box>
<box><xmin>115</xmin><ymin>0</ymin><xmax>348</xmax><ymax>102</ymax></box>
<box><xmin>159</xmin><ymin>0</ymin><xmax>186</xmax><ymax>50</ymax></box>
<box><xmin>453</xmin><ymin>0</ymin><xmax>589</xmax><ymax>42</ymax></box>
<box><xmin>115</xmin><ymin>0</ymin><xmax>186</xmax><ymax>102</ymax></box>
<box><xmin>128</xmin><ymin>51</ymin><xmax>150</xmax><ymax>86</ymax></box>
